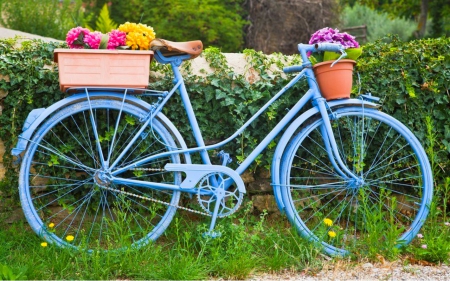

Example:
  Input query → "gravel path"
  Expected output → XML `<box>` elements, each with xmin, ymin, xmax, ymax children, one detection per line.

<box><xmin>250</xmin><ymin>262</ymin><xmax>450</xmax><ymax>280</ymax></box>
<box><xmin>0</xmin><ymin>27</ymin><xmax>60</xmax><ymax>42</ymax></box>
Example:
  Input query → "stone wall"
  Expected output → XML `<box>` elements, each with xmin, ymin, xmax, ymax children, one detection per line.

<box><xmin>0</xmin><ymin>140</ymin><xmax>5</xmax><ymax>180</ymax></box>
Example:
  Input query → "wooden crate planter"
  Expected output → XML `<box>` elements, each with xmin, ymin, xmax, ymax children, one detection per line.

<box><xmin>54</xmin><ymin>49</ymin><xmax>154</xmax><ymax>91</ymax></box>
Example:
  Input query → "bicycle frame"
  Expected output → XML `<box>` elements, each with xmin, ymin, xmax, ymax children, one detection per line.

<box><xmin>11</xmin><ymin>44</ymin><xmax>373</xmax><ymax>197</ymax></box>
<box><xmin>108</xmin><ymin>47</ymin><xmax>361</xmax><ymax>194</ymax></box>
<box><xmin>13</xmin><ymin>41</ymin><xmax>433</xmax><ymax>253</ymax></box>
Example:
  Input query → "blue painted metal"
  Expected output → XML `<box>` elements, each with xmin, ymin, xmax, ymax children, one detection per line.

<box><xmin>270</xmin><ymin>98</ymin><xmax>379</xmax><ymax>213</ymax></box>
<box><xmin>111</xmin><ymin>69</ymin><xmax>311</xmax><ymax>177</ymax></box>
<box><xmin>170</xmin><ymin>59</ymin><xmax>213</xmax><ymax>166</ymax></box>
<box><xmin>12</xmin><ymin>91</ymin><xmax>186</xmax><ymax>158</ymax></box>
<box><xmin>165</xmin><ymin>164</ymin><xmax>246</xmax><ymax>193</ymax></box>
<box><xmin>316</xmin><ymin>97</ymin><xmax>359</xmax><ymax>180</ymax></box>
<box><xmin>13</xmin><ymin>42</ymin><xmax>433</xmax><ymax>255</ymax></box>
<box><xmin>275</xmin><ymin>106</ymin><xmax>433</xmax><ymax>256</ymax></box>
<box><xmin>217</xmin><ymin>151</ymin><xmax>232</xmax><ymax>166</ymax></box>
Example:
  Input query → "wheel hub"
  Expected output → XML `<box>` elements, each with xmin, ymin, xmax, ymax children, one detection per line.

<box><xmin>94</xmin><ymin>170</ymin><xmax>111</xmax><ymax>187</ymax></box>
<box><xmin>348</xmin><ymin>178</ymin><xmax>365</xmax><ymax>190</ymax></box>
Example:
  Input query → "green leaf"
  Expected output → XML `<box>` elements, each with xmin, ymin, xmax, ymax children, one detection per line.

<box><xmin>323</xmin><ymin>51</ymin><xmax>340</xmax><ymax>61</ymax></box>
<box><xmin>346</xmin><ymin>47</ymin><xmax>363</xmax><ymax>60</ymax></box>
<box><xmin>99</xmin><ymin>34</ymin><xmax>109</xmax><ymax>49</ymax></box>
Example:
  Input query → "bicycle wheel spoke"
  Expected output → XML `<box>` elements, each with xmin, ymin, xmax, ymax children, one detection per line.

<box><xmin>280</xmin><ymin>107</ymin><xmax>432</xmax><ymax>256</ymax></box>
<box><xmin>20</xmin><ymin>99</ymin><xmax>183</xmax><ymax>251</ymax></box>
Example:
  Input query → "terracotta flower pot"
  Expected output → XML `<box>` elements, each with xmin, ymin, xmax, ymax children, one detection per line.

<box><xmin>313</xmin><ymin>59</ymin><xmax>356</xmax><ymax>101</ymax></box>
<box><xmin>54</xmin><ymin>49</ymin><xmax>153</xmax><ymax>91</ymax></box>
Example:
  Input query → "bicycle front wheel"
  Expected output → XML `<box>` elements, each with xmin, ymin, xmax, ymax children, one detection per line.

<box><xmin>19</xmin><ymin>99</ymin><xmax>184</xmax><ymax>251</ymax></box>
<box><xmin>280</xmin><ymin>106</ymin><xmax>433</xmax><ymax>256</ymax></box>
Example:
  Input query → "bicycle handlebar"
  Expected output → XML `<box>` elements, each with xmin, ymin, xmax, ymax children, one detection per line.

<box><xmin>296</xmin><ymin>42</ymin><xmax>345</xmax><ymax>53</ymax></box>
<box><xmin>283</xmin><ymin>43</ymin><xmax>346</xmax><ymax>73</ymax></box>
<box><xmin>312</xmin><ymin>43</ymin><xmax>344</xmax><ymax>53</ymax></box>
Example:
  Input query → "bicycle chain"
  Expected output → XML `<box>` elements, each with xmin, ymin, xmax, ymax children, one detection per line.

<box><xmin>102</xmin><ymin>167</ymin><xmax>211</xmax><ymax>217</ymax></box>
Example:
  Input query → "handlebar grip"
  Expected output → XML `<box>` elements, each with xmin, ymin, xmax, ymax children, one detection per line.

<box><xmin>283</xmin><ymin>65</ymin><xmax>304</xmax><ymax>73</ymax></box>
<box><xmin>314</xmin><ymin>43</ymin><xmax>344</xmax><ymax>53</ymax></box>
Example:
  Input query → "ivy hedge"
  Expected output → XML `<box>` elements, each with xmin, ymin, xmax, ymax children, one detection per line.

<box><xmin>0</xmin><ymin>36</ymin><xmax>449</xmax><ymax>202</ymax></box>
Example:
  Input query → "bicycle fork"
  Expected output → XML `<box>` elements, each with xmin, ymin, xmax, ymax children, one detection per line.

<box><xmin>315</xmin><ymin>98</ymin><xmax>361</xmax><ymax>183</ymax></box>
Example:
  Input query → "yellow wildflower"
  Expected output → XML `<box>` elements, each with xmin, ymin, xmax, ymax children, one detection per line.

<box><xmin>41</xmin><ymin>242</ymin><xmax>48</xmax><ymax>247</ymax></box>
<box><xmin>323</xmin><ymin>218</ymin><xmax>333</xmax><ymax>227</ymax></box>
<box><xmin>66</xmin><ymin>235</ymin><xmax>74</xmax><ymax>242</ymax></box>
<box><xmin>48</xmin><ymin>222</ymin><xmax>55</xmax><ymax>228</ymax></box>
<box><xmin>328</xmin><ymin>231</ymin><xmax>337</xmax><ymax>238</ymax></box>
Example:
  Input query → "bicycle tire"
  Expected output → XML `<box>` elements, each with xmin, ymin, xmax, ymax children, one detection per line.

<box><xmin>279</xmin><ymin>106</ymin><xmax>433</xmax><ymax>256</ymax></box>
<box><xmin>19</xmin><ymin>99</ymin><xmax>184</xmax><ymax>251</ymax></box>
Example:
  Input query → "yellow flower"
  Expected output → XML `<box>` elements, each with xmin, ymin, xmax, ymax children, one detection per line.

<box><xmin>48</xmin><ymin>222</ymin><xmax>55</xmax><ymax>228</ymax></box>
<box><xmin>66</xmin><ymin>235</ymin><xmax>74</xmax><ymax>242</ymax></box>
<box><xmin>118</xmin><ymin>22</ymin><xmax>156</xmax><ymax>50</ymax></box>
<box><xmin>41</xmin><ymin>242</ymin><xmax>48</xmax><ymax>247</ymax></box>
<box><xmin>323</xmin><ymin>218</ymin><xmax>333</xmax><ymax>227</ymax></box>
<box><xmin>328</xmin><ymin>231</ymin><xmax>337</xmax><ymax>238</ymax></box>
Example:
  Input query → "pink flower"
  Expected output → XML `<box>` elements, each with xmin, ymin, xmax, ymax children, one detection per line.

<box><xmin>107</xmin><ymin>29</ymin><xmax>126</xmax><ymax>49</ymax></box>
<box><xmin>66</xmin><ymin>27</ymin><xmax>90</xmax><ymax>49</ymax></box>
<box><xmin>84</xmin><ymin>31</ymin><xmax>102</xmax><ymax>49</ymax></box>
<box><xmin>421</xmin><ymin>244</ymin><xmax>427</xmax><ymax>249</ymax></box>
<box><xmin>417</xmin><ymin>233</ymin><xmax>423</xmax><ymax>239</ymax></box>
<box><xmin>445</xmin><ymin>222</ymin><xmax>450</xmax><ymax>226</ymax></box>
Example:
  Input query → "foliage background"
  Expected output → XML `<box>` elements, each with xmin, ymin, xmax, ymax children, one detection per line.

<box><xmin>0</xmin><ymin>36</ymin><xmax>448</xmax><ymax>209</ymax></box>
<box><xmin>1</xmin><ymin>0</ymin><xmax>448</xmax><ymax>54</ymax></box>
<box><xmin>340</xmin><ymin>0</ymin><xmax>450</xmax><ymax>38</ymax></box>
<box><xmin>340</xmin><ymin>3</ymin><xmax>419</xmax><ymax>42</ymax></box>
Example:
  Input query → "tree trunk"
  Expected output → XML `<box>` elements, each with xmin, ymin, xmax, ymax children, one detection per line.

<box><xmin>244</xmin><ymin>0</ymin><xmax>339</xmax><ymax>55</ymax></box>
<box><xmin>416</xmin><ymin>0</ymin><xmax>429</xmax><ymax>38</ymax></box>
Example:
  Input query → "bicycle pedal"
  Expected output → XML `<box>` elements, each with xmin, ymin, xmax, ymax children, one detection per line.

<box><xmin>202</xmin><ymin>231</ymin><xmax>222</xmax><ymax>239</ymax></box>
<box><xmin>217</xmin><ymin>150</ymin><xmax>232</xmax><ymax>166</ymax></box>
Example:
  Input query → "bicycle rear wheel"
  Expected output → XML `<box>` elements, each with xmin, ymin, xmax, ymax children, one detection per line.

<box><xmin>19</xmin><ymin>99</ymin><xmax>184</xmax><ymax>251</ymax></box>
<box><xmin>280</xmin><ymin>106</ymin><xmax>433</xmax><ymax>256</ymax></box>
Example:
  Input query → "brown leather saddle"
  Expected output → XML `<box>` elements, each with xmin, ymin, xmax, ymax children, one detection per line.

<box><xmin>150</xmin><ymin>39</ymin><xmax>203</xmax><ymax>59</ymax></box>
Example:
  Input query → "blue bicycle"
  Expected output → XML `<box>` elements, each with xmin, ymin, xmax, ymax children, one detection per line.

<box><xmin>13</xmin><ymin>39</ymin><xmax>433</xmax><ymax>256</ymax></box>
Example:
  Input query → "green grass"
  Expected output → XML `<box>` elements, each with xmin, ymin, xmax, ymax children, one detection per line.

<box><xmin>0</xmin><ymin>203</ymin><xmax>324</xmax><ymax>280</ymax></box>
<box><xmin>0</xmin><ymin>195</ymin><xmax>449</xmax><ymax>280</ymax></box>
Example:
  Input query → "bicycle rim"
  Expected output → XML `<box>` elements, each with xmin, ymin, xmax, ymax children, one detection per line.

<box><xmin>19</xmin><ymin>99</ymin><xmax>182</xmax><ymax>251</ymax></box>
<box><xmin>280</xmin><ymin>107</ymin><xmax>433</xmax><ymax>256</ymax></box>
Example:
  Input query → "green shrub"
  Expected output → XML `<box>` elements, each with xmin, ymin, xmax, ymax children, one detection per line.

<box><xmin>340</xmin><ymin>3</ymin><xmax>419</xmax><ymax>42</ymax></box>
<box><xmin>0</xmin><ymin>38</ymin><xmax>66</xmax><ymax>194</ymax></box>
<box><xmin>356</xmin><ymin>35</ymin><xmax>450</xmax><ymax>182</ymax></box>
<box><xmin>83</xmin><ymin>0</ymin><xmax>248</xmax><ymax>52</ymax></box>
<box><xmin>0</xmin><ymin>36</ymin><xmax>448</xmax><ymax>209</ymax></box>
<box><xmin>0</xmin><ymin>0</ymin><xmax>85</xmax><ymax>40</ymax></box>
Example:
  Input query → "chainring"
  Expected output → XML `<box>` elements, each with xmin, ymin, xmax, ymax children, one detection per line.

<box><xmin>196</xmin><ymin>172</ymin><xmax>244</xmax><ymax>218</ymax></box>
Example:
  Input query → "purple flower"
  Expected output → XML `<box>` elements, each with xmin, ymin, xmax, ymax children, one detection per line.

<box><xmin>309</xmin><ymin>27</ymin><xmax>359</xmax><ymax>49</ymax></box>
<box><xmin>421</xmin><ymin>244</ymin><xmax>427</xmax><ymax>249</ymax></box>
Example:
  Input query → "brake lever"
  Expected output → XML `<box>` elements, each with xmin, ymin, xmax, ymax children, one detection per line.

<box><xmin>330</xmin><ymin>49</ymin><xmax>347</xmax><ymax>67</ymax></box>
